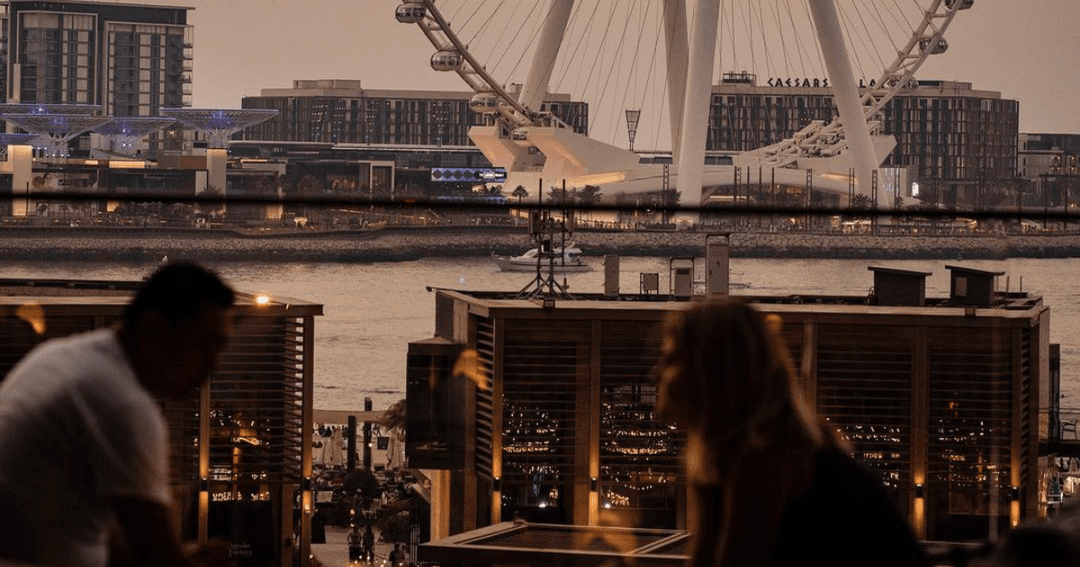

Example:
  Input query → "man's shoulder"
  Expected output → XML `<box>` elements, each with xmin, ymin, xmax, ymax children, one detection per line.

<box><xmin>19</xmin><ymin>328</ymin><xmax>119</xmax><ymax>367</ymax></box>
<box><xmin>3</xmin><ymin>328</ymin><xmax>141</xmax><ymax>404</ymax></box>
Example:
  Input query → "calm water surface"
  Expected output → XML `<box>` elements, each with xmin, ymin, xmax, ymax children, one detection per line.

<box><xmin>4</xmin><ymin>256</ymin><xmax>1079</xmax><ymax>411</ymax></box>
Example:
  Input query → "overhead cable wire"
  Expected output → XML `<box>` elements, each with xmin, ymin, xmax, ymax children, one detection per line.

<box><xmin>637</xmin><ymin>0</ymin><xmax>663</xmax><ymax>113</ymax></box>
<box><xmin>550</xmin><ymin>0</ymin><xmax>590</xmax><ymax>94</ymax></box>
<box><xmin>835</xmin><ymin>4</ymin><xmax>871</xmax><ymax>84</ymax></box>
<box><xmin>851</xmin><ymin>1</ymin><xmax>888</xmax><ymax>83</ymax></box>
<box><xmin>611</xmin><ymin>0</ymin><xmax>656</xmax><ymax>146</ymax></box>
<box><xmin>553</xmin><ymin>0</ymin><xmax>601</xmax><ymax>103</ymax></box>
<box><xmin>753</xmin><ymin>1</ymin><xmax>774</xmax><ymax>79</ymax></box>
<box><xmin>464</xmin><ymin>0</ymin><xmax>508</xmax><ymax>48</ymax></box>
<box><xmin>445</xmin><ymin>0</ymin><xmax>469</xmax><ymax>29</ymax></box>
<box><xmin>785</xmin><ymin>1</ymin><xmax>811</xmax><ymax>78</ymax></box>
<box><xmin>598</xmin><ymin>0</ymin><xmax>643</xmax><ymax>143</ymax></box>
<box><xmin>721</xmin><ymin>0</ymin><xmax>739</xmax><ymax>74</ymax></box>
<box><xmin>579</xmin><ymin>2</ymin><xmax>623</xmax><ymax>136</ymax></box>
<box><xmin>493</xmin><ymin>2</ymin><xmax>543</xmax><ymax>79</ymax></box>
<box><xmin>796</xmin><ymin>1</ymin><xmax>827</xmax><ymax>79</ymax></box>
<box><xmin>768</xmin><ymin>0</ymin><xmax>793</xmax><ymax>78</ymax></box>
<box><xmin>740</xmin><ymin>0</ymin><xmax>758</xmax><ymax>76</ymax></box>
<box><xmin>882</xmin><ymin>0</ymin><xmax>913</xmax><ymax>45</ymax></box>
<box><xmin>867</xmin><ymin>1</ymin><xmax>902</xmax><ymax>60</ymax></box>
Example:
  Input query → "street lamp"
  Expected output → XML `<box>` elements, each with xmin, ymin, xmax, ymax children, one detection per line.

<box><xmin>625</xmin><ymin>109</ymin><xmax>640</xmax><ymax>152</ymax></box>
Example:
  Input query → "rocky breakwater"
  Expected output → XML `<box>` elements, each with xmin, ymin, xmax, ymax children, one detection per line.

<box><xmin>3</xmin><ymin>225</ymin><xmax>1080</xmax><ymax>263</ymax></box>
<box><xmin>577</xmin><ymin>229</ymin><xmax>1080</xmax><ymax>259</ymax></box>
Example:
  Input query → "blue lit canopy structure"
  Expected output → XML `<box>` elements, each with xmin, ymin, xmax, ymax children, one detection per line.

<box><xmin>0</xmin><ymin>104</ymin><xmax>105</xmax><ymax>157</ymax></box>
<box><xmin>2</xmin><ymin>113</ymin><xmax>111</xmax><ymax>158</ymax></box>
<box><xmin>90</xmin><ymin>117</ymin><xmax>176</xmax><ymax>156</ymax></box>
<box><xmin>160</xmin><ymin>108</ymin><xmax>278</xmax><ymax>148</ymax></box>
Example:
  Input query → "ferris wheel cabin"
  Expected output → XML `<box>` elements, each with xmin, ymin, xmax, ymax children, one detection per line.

<box><xmin>395</xmin><ymin>2</ymin><xmax>425</xmax><ymax>24</ymax></box>
<box><xmin>469</xmin><ymin>93</ymin><xmax>499</xmax><ymax>114</ymax></box>
<box><xmin>431</xmin><ymin>50</ymin><xmax>463</xmax><ymax>72</ymax></box>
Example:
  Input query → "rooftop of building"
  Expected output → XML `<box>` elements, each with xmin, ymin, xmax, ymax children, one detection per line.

<box><xmin>2</xmin><ymin>0</ymin><xmax>192</xmax><ymax>13</ymax></box>
<box><xmin>432</xmin><ymin>262</ymin><xmax>1044</xmax><ymax>322</ymax></box>
<box><xmin>254</xmin><ymin>79</ymin><xmax>577</xmax><ymax>102</ymax></box>
<box><xmin>0</xmin><ymin>277</ymin><xmax>323</xmax><ymax>316</ymax></box>
<box><xmin>713</xmin><ymin>71</ymin><xmax>1006</xmax><ymax>99</ymax></box>
<box><xmin>418</xmin><ymin>521</ymin><xmax>691</xmax><ymax>567</ymax></box>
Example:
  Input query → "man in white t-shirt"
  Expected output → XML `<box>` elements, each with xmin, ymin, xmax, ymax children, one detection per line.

<box><xmin>0</xmin><ymin>262</ymin><xmax>234</xmax><ymax>567</ymax></box>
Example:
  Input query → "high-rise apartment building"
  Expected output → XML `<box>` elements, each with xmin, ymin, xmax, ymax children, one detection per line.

<box><xmin>0</xmin><ymin>0</ymin><xmax>192</xmax><ymax>116</ymax></box>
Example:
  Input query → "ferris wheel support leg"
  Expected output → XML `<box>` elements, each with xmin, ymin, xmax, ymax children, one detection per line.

<box><xmin>663</xmin><ymin>0</ymin><xmax>688</xmax><ymax>161</ymax></box>
<box><xmin>809</xmin><ymin>0</ymin><xmax>878</xmax><ymax>201</ymax></box>
<box><xmin>520</xmin><ymin>0</ymin><xmax>575</xmax><ymax>115</ymax></box>
<box><xmin>675</xmin><ymin>0</ymin><xmax>720</xmax><ymax>218</ymax></box>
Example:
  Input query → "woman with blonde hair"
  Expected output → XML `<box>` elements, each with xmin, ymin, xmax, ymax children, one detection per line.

<box><xmin>656</xmin><ymin>298</ymin><xmax>927</xmax><ymax>567</ymax></box>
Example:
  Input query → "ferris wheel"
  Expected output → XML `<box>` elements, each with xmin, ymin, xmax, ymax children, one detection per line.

<box><xmin>396</xmin><ymin>0</ymin><xmax>974</xmax><ymax>200</ymax></box>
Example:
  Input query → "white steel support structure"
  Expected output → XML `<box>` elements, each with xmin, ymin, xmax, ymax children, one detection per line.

<box><xmin>663</xmin><ymin>0</ymin><xmax>688</xmax><ymax>161</ymax></box>
<box><xmin>808</xmin><ymin>0</ymin><xmax>877</xmax><ymax>197</ymax></box>
<box><xmin>676</xmin><ymin>0</ymin><xmax>721</xmax><ymax>207</ymax></box>
<box><xmin>520</xmin><ymin>0</ymin><xmax>575</xmax><ymax>115</ymax></box>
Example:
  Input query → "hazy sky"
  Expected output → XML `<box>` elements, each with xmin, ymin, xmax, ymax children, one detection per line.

<box><xmin>182</xmin><ymin>0</ymin><xmax>1080</xmax><ymax>135</ymax></box>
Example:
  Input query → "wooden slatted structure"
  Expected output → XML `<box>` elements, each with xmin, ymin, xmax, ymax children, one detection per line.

<box><xmin>0</xmin><ymin>278</ymin><xmax>322</xmax><ymax>567</ymax></box>
<box><xmin>816</xmin><ymin>326</ymin><xmax>915</xmax><ymax>504</ymax></box>
<box><xmin>415</xmin><ymin>286</ymin><xmax>1048</xmax><ymax>544</ymax></box>
<box><xmin>598</xmin><ymin>319</ymin><xmax>680</xmax><ymax>528</ymax></box>
<box><xmin>500</xmin><ymin>319</ymin><xmax>588</xmax><ymax>524</ymax></box>
<box><xmin>475</xmin><ymin>318</ymin><xmax>497</xmax><ymax>480</ymax></box>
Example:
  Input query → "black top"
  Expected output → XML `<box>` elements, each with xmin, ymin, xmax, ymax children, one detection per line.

<box><xmin>766</xmin><ymin>447</ymin><xmax>930</xmax><ymax>567</ymax></box>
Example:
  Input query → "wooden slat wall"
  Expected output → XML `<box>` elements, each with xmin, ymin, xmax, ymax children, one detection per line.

<box><xmin>598</xmin><ymin>320</ymin><xmax>681</xmax><ymax>521</ymax></box>
<box><xmin>474</xmin><ymin>317</ymin><xmax>496</xmax><ymax>481</ymax></box>
<box><xmin>816</xmin><ymin>326</ymin><xmax>915</xmax><ymax>497</ymax></box>
<box><xmin>499</xmin><ymin>320</ymin><xmax>588</xmax><ymax>509</ymax></box>
<box><xmin>926</xmin><ymin>327</ymin><xmax>1013</xmax><ymax>516</ymax></box>
<box><xmin>205</xmin><ymin>315</ymin><xmax>307</xmax><ymax>488</ymax></box>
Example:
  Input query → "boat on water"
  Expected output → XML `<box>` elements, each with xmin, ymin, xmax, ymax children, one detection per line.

<box><xmin>493</xmin><ymin>244</ymin><xmax>593</xmax><ymax>273</ymax></box>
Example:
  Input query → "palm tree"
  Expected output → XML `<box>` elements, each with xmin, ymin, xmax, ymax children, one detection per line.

<box><xmin>511</xmin><ymin>185</ymin><xmax>529</xmax><ymax>204</ymax></box>
<box><xmin>546</xmin><ymin>185</ymin><xmax>573</xmax><ymax>206</ymax></box>
<box><xmin>578</xmin><ymin>185</ymin><xmax>602</xmax><ymax>206</ymax></box>
<box><xmin>381</xmin><ymin>398</ymin><xmax>406</xmax><ymax>442</ymax></box>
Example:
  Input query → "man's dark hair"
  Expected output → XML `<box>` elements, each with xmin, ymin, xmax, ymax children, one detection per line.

<box><xmin>123</xmin><ymin>262</ymin><xmax>234</xmax><ymax>327</ymax></box>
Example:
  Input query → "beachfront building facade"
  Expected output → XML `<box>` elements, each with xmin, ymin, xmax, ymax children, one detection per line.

<box><xmin>708</xmin><ymin>74</ymin><xmax>1019</xmax><ymax>208</ymax></box>
<box><xmin>239</xmin><ymin>79</ymin><xmax>589</xmax><ymax>146</ymax></box>
<box><xmin>408</xmin><ymin>265</ymin><xmax>1050</xmax><ymax>543</ymax></box>
<box><xmin>1019</xmin><ymin>133</ymin><xmax>1080</xmax><ymax>209</ymax></box>
<box><xmin>0</xmin><ymin>278</ymin><xmax>322</xmax><ymax>567</ymax></box>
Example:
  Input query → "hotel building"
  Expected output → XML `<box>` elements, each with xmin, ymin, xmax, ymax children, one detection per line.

<box><xmin>1019</xmin><ymin>133</ymin><xmax>1080</xmax><ymax>207</ymax></box>
<box><xmin>708</xmin><ymin>73</ymin><xmax>1019</xmax><ymax>207</ymax></box>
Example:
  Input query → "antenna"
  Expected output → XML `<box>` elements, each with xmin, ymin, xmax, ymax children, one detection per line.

<box><xmin>516</xmin><ymin>179</ymin><xmax>578</xmax><ymax>304</ymax></box>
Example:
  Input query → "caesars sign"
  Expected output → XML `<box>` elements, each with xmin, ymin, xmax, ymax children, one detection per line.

<box><xmin>766</xmin><ymin>78</ymin><xmax>886</xmax><ymax>89</ymax></box>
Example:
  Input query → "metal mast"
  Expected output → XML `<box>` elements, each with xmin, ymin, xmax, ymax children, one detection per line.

<box><xmin>809</xmin><ymin>0</ymin><xmax>877</xmax><ymax>198</ymax></box>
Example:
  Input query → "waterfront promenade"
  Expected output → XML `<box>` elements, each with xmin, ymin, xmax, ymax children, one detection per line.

<box><xmin>313</xmin><ymin>526</ymin><xmax>397</xmax><ymax>567</ymax></box>
<box><xmin>3</xmin><ymin>224</ymin><xmax>1080</xmax><ymax>263</ymax></box>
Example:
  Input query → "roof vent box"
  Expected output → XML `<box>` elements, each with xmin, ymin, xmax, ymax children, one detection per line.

<box><xmin>869</xmin><ymin>266</ymin><xmax>931</xmax><ymax>306</ymax></box>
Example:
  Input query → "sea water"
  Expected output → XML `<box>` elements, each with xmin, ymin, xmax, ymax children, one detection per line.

<box><xmin>4</xmin><ymin>256</ymin><xmax>1079</xmax><ymax>411</ymax></box>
